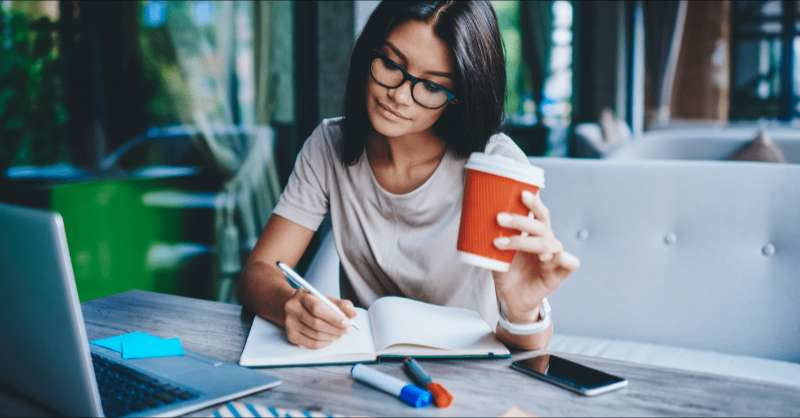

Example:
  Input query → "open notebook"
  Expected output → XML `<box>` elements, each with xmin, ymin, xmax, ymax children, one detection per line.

<box><xmin>239</xmin><ymin>296</ymin><xmax>510</xmax><ymax>367</ymax></box>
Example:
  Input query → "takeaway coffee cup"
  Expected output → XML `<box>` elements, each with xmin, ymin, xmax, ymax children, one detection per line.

<box><xmin>457</xmin><ymin>152</ymin><xmax>545</xmax><ymax>272</ymax></box>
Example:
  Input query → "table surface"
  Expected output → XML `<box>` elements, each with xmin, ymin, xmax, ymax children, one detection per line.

<box><xmin>2</xmin><ymin>290</ymin><xmax>799</xmax><ymax>417</ymax></box>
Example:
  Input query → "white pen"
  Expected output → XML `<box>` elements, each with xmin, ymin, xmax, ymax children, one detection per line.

<box><xmin>276</xmin><ymin>261</ymin><xmax>360</xmax><ymax>330</ymax></box>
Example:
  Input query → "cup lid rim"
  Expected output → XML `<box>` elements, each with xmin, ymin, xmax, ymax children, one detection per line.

<box><xmin>465</xmin><ymin>152</ymin><xmax>545</xmax><ymax>187</ymax></box>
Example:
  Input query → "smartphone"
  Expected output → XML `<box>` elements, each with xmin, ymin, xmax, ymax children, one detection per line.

<box><xmin>511</xmin><ymin>354</ymin><xmax>628</xmax><ymax>396</ymax></box>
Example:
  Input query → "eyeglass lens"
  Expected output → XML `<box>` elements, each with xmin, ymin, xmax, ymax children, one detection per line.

<box><xmin>370</xmin><ymin>56</ymin><xmax>450</xmax><ymax>109</ymax></box>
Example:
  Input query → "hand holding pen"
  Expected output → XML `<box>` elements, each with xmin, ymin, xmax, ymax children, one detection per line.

<box><xmin>277</xmin><ymin>261</ymin><xmax>359</xmax><ymax>349</ymax></box>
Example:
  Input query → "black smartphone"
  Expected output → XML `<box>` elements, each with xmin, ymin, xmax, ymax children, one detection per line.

<box><xmin>511</xmin><ymin>354</ymin><xmax>628</xmax><ymax>396</ymax></box>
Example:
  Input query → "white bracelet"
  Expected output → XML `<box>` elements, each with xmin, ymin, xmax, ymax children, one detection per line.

<box><xmin>497</xmin><ymin>298</ymin><xmax>551</xmax><ymax>335</ymax></box>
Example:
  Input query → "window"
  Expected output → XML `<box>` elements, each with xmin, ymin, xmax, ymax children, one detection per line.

<box><xmin>544</xmin><ymin>1</ymin><xmax>573</xmax><ymax>126</ymax></box>
<box><xmin>493</xmin><ymin>0</ymin><xmax>573</xmax><ymax>126</ymax></box>
<box><xmin>0</xmin><ymin>1</ymin><xmax>68</xmax><ymax>169</ymax></box>
<box><xmin>139</xmin><ymin>0</ymin><xmax>256</xmax><ymax>127</ymax></box>
<box><xmin>730</xmin><ymin>0</ymin><xmax>799</xmax><ymax>121</ymax></box>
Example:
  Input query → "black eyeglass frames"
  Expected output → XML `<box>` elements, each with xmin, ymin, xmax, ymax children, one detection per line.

<box><xmin>369</xmin><ymin>51</ymin><xmax>459</xmax><ymax>109</ymax></box>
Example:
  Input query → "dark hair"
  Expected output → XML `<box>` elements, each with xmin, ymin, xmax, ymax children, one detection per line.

<box><xmin>341</xmin><ymin>1</ymin><xmax>506</xmax><ymax>165</ymax></box>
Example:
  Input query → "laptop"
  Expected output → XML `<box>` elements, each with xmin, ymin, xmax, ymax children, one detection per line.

<box><xmin>0</xmin><ymin>203</ymin><xmax>281</xmax><ymax>417</ymax></box>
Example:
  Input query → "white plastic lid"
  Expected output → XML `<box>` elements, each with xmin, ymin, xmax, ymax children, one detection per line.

<box><xmin>464</xmin><ymin>152</ymin><xmax>545</xmax><ymax>188</ymax></box>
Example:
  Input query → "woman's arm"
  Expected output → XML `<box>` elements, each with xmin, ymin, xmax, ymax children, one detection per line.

<box><xmin>491</xmin><ymin>190</ymin><xmax>581</xmax><ymax>351</ymax></box>
<box><xmin>238</xmin><ymin>214</ymin><xmax>313</xmax><ymax>324</ymax></box>
<box><xmin>238</xmin><ymin>214</ymin><xmax>356</xmax><ymax>349</ymax></box>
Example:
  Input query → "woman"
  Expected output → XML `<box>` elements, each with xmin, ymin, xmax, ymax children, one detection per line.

<box><xmin>239</xmin><ymin>0</ymin><xmax>579</xmax><ymax>351</ymax></box>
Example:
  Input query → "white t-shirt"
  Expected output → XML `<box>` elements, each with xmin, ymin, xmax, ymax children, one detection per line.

<box><xmin>273</xmin><ymin>117</ymin><xmax>530</xmax><ymax>326</ymax></box>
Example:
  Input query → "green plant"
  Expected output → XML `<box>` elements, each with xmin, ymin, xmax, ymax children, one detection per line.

<box><xmin>493</xmin><ymin>0</ymin><xmax>533</xmax><ymax>118</ymax></box>
<box><xmin>0</xmin><ymin>8</ymin><xmax>68</xmax><ymax>175</ymax></box>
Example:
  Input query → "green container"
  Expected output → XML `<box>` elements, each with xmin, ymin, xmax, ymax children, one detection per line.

<box><xmin>0</xmin><ymin>169</ymin><xmax>217</xmax><ymax>301</ymax></box>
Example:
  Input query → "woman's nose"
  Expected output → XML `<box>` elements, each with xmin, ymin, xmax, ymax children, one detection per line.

<box><xmin>387</xmin><ymin>79</ymin><xmax>414</xmax><ymax>106</ymax></box>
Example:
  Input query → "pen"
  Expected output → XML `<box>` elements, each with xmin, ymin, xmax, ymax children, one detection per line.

<box><xmin>276</xmin><ymin>261</ymin><xmax>360</xmax><ymax>330</ymax></box>
<box><xmin>351</xmin><ymin>364</ymin><xmax>431</xmax><ymax>408</ymax></box>
<box><xmin>403</xmin><ymin>357</ymin><xmax>454</xmax><ymax>408</ymax></box>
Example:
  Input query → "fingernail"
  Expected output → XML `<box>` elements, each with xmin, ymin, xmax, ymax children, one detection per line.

<box><xmin>522</xmin><ymin>190</ymin><xmax>535</xmax><ymax>203</ymax></box>
<box><xmin>540</xmin><ymin>253</ymin><xmax>553</xmax><ymax>262</ymax></box>
<box><xmin>497</xmin><ymin>213</ymin><xmax>512</xmax><ymax>226</ymax></box>
<box><xmin>494</xmin><ymin>237</ymin><xmax>510</xmax><ymax>248</ymax></box>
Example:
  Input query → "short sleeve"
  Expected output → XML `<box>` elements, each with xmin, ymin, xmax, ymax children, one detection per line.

<box><xmin>484</xmin><ymin>133</ymin><xmax>530</xmax><ymax>164</ymax></box>
<box><xmin>272</xmin><ymin>123</ymin><xmax>332</xmax><ymax>231</ymax></box>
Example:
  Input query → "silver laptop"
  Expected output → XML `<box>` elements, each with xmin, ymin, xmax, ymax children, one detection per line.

<box><xmin>0</xmin><ymin>203</ymin><xmax>281</xmax><ymax>417</ymax></box>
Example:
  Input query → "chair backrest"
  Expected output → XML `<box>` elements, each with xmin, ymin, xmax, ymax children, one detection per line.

<box><xmin>530</xmin><ymin>157</ymin><xmax>800</xmax><ymax>362</ymax></box>
<box><xmin>568</xmin><ymin>122</ymin><xmax>630</xmax><ymax>158</ymax></box>
<box><xmin>610</xmin><ymin>127</ymin><xmax>800</xmax><ymax>163</ymax></box>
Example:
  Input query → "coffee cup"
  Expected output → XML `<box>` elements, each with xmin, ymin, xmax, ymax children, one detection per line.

<box><xmin>457</xmin><ymin>152</ymin><xmax>545</xmax><ymax>272</ymax></box>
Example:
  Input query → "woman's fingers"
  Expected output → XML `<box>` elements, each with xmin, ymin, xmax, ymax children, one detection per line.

<box><xmin>333</xmin><ymin>298</ymin><xmax>358</xmax><ymax>319</ymax></box>
<box><xmin>299</xmin><ymin>292</ymin><xmax>351</xmax><ymax>330</ymax></box>
<box><xmin>522</xmin><ymin>190</ymin><xmax>550</xmax><ymax>225</ymax></box>
<box><xmin>282</xmin><ymin>291</ymin><xmax>353</xmax><ymax>349</ymax></box>
<box><xmin>554</xmin><ymin>250</ymin><xmax>581</xmax><ymax>274</ymax></box>
<box><xmin>494</xmin><ymin>235</ymin><xmax>562</xmax><ymax>255</ymax></box>
<box><xmin>495</xmin><ymin>190</ymin><xmax>556</xmax><ymax>259</ymax></box>
<box><xmin>497</xmin><ymin>212</ymin><xmax>549</xmax><ymax>237</ymax></box>
<box><xmin>284</xmin><ymin>316</ymin><xmax>334</xmax><ymax>349</ymax></box>
<box><xmin>295</xmin><ymin>307</ymin><xmax>347</xmax><ymax>338</ymax></box>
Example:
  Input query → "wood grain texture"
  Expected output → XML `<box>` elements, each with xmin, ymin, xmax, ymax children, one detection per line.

<box><xmin>2</xmin><ymin>290</ymin><xmax>799</xmax><ymax>417</ymax></box>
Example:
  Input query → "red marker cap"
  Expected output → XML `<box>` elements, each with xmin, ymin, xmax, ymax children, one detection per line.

<box><xmin>427</xmin><ymin>382</ymin><xmax>454</xmax><ymax>408</ymax></box>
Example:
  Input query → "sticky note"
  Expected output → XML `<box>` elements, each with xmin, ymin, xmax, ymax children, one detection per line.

<box><xmin>91</xmin><ymin>331</ymin><xmax>184</xmax><ymax>359</ymax></box>
<box><xmin>122</xmin><ymin>336</ymin><xmax>184</xmax><ymax>360</ymax></box>
<box><xmin>91</xmin><ymin>331</ymin><xmax>151</xmax><ymax>353</ymax></box>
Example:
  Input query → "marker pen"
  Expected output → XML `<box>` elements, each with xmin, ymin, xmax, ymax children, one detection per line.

<box><xmin>351</xmin><ymin>364</ymin><xmax>432</xmax><ymax>408</ymax></box>
<box><xmin>403</xmin><ymin>357</ymin><xmax>454</xmax><ymax>408</ymax></box>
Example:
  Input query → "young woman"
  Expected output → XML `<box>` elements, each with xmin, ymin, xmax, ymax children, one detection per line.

<box><xmin>239</xmin><ymin>1</ymin><xmax>579</xmax><ymax>351</ymax></box>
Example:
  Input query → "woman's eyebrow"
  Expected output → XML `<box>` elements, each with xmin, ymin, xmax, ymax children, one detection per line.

<box><xmin>384</xmin><ymin>41</ymin><xmax>455</xmax><ymax>80</ymax></box>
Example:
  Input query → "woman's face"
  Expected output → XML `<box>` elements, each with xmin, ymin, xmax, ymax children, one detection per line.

<box><xmin>366</xmin><ymin>20</ymin><xmax>457</xmax><ymax>140</ymax></box>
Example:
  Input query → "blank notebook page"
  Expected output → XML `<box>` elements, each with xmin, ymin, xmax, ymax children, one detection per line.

<box><xmin>240</xmin><ymin>308</ymin><xmax>375</xmax><ymax>366</ymax></box>
<box><xmin>368</xmin><ymin>297</ymin><xmax>505</xmax><ymax>353</ymax></box>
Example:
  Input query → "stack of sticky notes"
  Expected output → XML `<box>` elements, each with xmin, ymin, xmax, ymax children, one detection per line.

<box><xmin>91</xmin><ymin>331</ymin><xmax>184</xmax><ymax>360</ymax></box>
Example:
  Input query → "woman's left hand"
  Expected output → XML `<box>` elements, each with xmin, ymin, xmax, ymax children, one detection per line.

<box><xmin>491</xmin><ymin>190</ymin><xmax>580</xmax><ymax>323</ymax></box>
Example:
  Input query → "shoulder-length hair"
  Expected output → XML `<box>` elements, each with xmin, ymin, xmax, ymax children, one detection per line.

<box><xmin>341</xmin><ymin>1</ymin><xmax>506</xmax><ymax>165</ymax></box>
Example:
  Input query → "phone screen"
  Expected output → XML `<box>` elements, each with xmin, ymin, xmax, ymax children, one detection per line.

<box><xmin>512</xmin><ymin>354</ymin><xmax>626</xmax><ymax>395</ymax></box>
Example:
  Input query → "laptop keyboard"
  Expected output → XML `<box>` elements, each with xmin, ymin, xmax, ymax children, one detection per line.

<box><xmin>92</xmin><ymin>353</ymin><xmax>200</xmax><ymax>417</ymax></box>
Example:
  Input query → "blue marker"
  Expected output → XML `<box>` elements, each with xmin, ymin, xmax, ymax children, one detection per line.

<box><xmin>351</xmin><ymin>364</ymin><xmax>432</xmax><ymax>408</ymax></box>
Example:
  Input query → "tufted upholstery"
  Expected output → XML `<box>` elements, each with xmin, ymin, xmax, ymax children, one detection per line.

<box><xmin>530</xmin><ymin>157</ymin><xmax>800</xmax><ymax>363</ymax></box>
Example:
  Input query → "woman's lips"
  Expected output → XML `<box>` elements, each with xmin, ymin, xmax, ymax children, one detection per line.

<box><xmin>377</xmin><ymin>100</ymin><xmax>410</xmax><ymax>121</ymax></box>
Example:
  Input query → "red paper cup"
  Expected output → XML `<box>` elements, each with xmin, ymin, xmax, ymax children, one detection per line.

<box><xmin>457</xmin><ymin>153</ymin><xmax>545</xmax><ymax>272</ymax></box>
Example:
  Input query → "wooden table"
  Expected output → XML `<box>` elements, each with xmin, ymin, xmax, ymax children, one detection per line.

<box><xmin>2</xmin><ymin>290</ymin><xmax>799</xmax><ymax>417</ymax></box>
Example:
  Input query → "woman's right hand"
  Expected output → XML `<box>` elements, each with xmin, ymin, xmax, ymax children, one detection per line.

<box><xmin>283</xmin><ymin>290</ymin><xmax>358</xmax><ymax>349</ymax></box>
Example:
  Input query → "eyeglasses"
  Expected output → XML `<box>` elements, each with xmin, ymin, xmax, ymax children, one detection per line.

<box><xmin>369</xmin><ymin>50</ymin><xmax>459</xmax><ymax>109</ymax></box>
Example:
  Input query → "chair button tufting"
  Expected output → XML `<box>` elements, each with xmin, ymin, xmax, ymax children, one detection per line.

<box><xmin>576</xmin><ymin>228</ymin><xmax>589</xmax><ymax>240</ymax></box>
<box><xmin>664</xmin><ymin>233</ymin><xmax>677</xmax><ymax>246</ymax></box>
<box><xmin>761</xmin><ymin>243</ymin><xmax>776</xmax><ymax>257</ymax></box>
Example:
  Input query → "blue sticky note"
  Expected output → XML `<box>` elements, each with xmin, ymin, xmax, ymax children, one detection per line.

<box><xmin>92</xmin><ymin>331</ymin><xmax>184</xmax><ymax>360</ymax></box>
<box><xmin>122</xmin><ymin>335</ymin><xmax>184</xmax><ymax>360</ymax></box>
<box><xmin>91</xmin><ymin>331</ymin><xmax>151</xmax><ymax>353</ymax></box>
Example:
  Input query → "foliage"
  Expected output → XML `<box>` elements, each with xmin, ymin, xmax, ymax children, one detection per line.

<box><xmin>492</xmin><ymin>0</ymin><xmax>533</xmax><ymax>119</ymax></box>
<box><xmin>138</xmin><ymin>2</ymin><xmax>183</xmax><ymax>127</ymax></box>
<box><xmin>0</xmin><ymin>8</ymin><xmax>68</xmax><ymax>173</ymax></box>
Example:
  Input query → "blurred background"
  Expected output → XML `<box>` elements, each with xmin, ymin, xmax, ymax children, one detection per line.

<box><xmin>1</xmin><ymin>0</ymin><xmax>797</xmax><ymax>303</ymax></box>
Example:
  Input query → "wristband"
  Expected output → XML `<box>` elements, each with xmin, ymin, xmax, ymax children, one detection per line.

<box><xmin>497</xmin><ymin>298</ymin><xmax>551</xmax><ymax>335</ymax></box>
